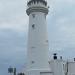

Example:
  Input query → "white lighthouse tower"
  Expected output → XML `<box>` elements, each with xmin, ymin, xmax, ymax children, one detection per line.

<box><xmin>26</xmin><ymin>0</ymin><xmax>52</xmax><ymax>75</ymax></box>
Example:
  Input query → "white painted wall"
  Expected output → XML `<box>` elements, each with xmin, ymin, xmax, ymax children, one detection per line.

<box><xmin>27</xmin><ymin>11</ymin><xmax>50</xmax><ymax>70</ymax></box>
<box><xmin>67</xmin><ymin>62</ymin><xmax>75</xmax><ymax>75</ymax></box>
<box><xmin>50</xmin><ymin>59</ymin><xmax>65</xmax><ymax>75</ymax></box>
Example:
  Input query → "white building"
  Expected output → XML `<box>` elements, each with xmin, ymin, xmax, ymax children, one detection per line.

<box><xmin>26</xmin><ymin>0</ymin><xmax>53</xmax><ymax>75</ymax></box>
<box><xmin>49</xmin><ymin>54</ymin><xmax>75</xmax><ymax>75</ymax></box>
<box><xmin>50</xmin><ymin>54</ymin><xmax>66</xmax><ymax>75</ymax></box>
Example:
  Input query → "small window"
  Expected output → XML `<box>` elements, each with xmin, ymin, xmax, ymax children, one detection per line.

<box><xmin>48</xmin><ymin>61</ymin><xmax>50</xmax><ymax>64</ymax></box>
<box><xmin>32</xmin><ymin>14</ymin><xmax>35</xmax><ymax>18</ymax></box>
<box><xmin>31</xmin><ymin>46</ymin><xmax>35</xmax><ymax>49</ymax></box>
<box><xmin>44</xmin><ymin>14</ymin><xmax>46</xmax><ymax>19</ymax></box>
<box><xmin>63</xmin><ymin>64</ymin><xmax>65</xmax><ymax>70</ymax></box>
<box><xmin>32</xmin><ymin>24</ymin><xmax>35</xmax><ymax>29</ymax></box>
<box><xmin>31</xmin><ymin>61</ymin><xmax>35</xmax><ymax>64</ymax></box>
<box><xmin>46</xmin><ymin>40</ymin><xmax>48</xmax><ymax>43</ymax></box>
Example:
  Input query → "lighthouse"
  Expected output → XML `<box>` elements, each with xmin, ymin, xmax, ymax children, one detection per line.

<box><xmin>26</xmin><ymin>0</ymin><xmax>52</xmax><ymax>75</ymax></box>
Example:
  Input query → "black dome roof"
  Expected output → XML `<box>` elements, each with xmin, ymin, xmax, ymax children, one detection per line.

<box><xmin>27</xmin><ymin>0</ymin><xmax>47</xmax><ymax>6</ymax></box>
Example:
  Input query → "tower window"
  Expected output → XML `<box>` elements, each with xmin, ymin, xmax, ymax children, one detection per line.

<box><xmin>31</xmin><ymin>61</ymin><xmax>35</xmax><ymax>64</ymax></box>
<box><xmin>32</xmin><ymin>14</ymin><xmax>35</xmax><ymax>18</ymax></box>
<box><xmin>31</xmin><ymin>46</ymin><xmax>35</xmax><ymax>49</ymax></box>
<box><xmin>46</xmin><ymin>40</ymin><xmax>48</xmax><ymax>43</ymax></box>
<box><xmin>48</xmin><ymin>61</ymin><xmax>50</xmax><ymax>64</ymax></box>
<box><xmin>32</xmin><ymin>24</ymin><xmax>35</xmax><ymax>29</ymax></box>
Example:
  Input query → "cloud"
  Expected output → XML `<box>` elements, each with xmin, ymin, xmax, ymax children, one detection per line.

<box><xmin>0</xmin><ymin>0</ymin><xmax>28</xmax><ymax>31</ymax></box>
<box><xmin>47</xmin><ymin>0</ymin><xmax>75</xmax><ymax>52</ymax></box>
<box><xmin>0</xmin><ymin>29</ymin><xmax>27</xmax><ymax>75</ymax></box>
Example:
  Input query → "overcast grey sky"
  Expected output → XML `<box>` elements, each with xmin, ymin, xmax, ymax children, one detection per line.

<box><xmin>0</xmin><ymin>0</ymin><xmax>75</xmax><ymax>75</ymax></box>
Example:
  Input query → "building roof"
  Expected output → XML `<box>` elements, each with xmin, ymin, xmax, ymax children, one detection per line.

<box><xmin>27</xmin><ymin>0</ymin><xmax>47</xmax><ymax>6</ymax></box>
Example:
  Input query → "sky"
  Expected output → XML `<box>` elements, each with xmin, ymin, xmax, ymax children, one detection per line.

<box><xmin>0</xmin><ymin>0</ymin><xmax>75</xmax><ymax>75</ymax></box>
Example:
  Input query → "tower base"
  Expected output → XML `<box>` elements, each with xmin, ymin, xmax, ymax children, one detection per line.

<box><xmin>26</xmin><ymin>69</ymin><xmax>53</xmax><ymax>75</ymax></box>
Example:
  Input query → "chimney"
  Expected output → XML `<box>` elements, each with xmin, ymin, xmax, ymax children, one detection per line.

<box><xmin>60</xmin><ymin>56</ymin><xmax>62</xmax><ymax>60</ymax></box>
<box><xmin>53</xmin><ymin>53</ymin><xmax>57</xmax><ymax>60</ymax></box>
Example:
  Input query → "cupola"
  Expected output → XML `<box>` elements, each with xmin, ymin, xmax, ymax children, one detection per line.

<box><xmin>27</xmin><ymin>0</ymin><xmax>47</xmax><ymax>6</ymax></box>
